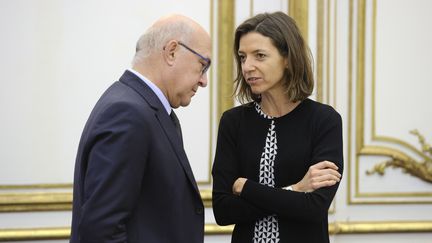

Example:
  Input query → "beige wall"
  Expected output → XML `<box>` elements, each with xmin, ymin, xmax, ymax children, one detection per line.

<box><xmin>0</xmin><ymin>0</ymin><xmax>431</xmax><ymax>242</ymax></box>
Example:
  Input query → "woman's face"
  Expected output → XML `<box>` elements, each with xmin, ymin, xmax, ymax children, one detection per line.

<box><xmin>238</xmin><ymin>32</ymin><xmax>287</xmax><ymax>96</ymax></box>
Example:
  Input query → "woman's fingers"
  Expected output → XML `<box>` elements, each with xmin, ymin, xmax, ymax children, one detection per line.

<box><xmin>295</xmin><ymin>160</ymin><xmax>342</xmax><ymax>192</ymax></box>
<box><xmin>312</xmin><ymin>160</ymin><xmax>339</xmax><ymax>170</ymax></box>
<box><xmin>308</xmin><ymin>165</ymin><xmax>342</xmax><ymax>190</ymax></box>
<box><xmin>313</xmin><ymin>173</ymin><xmax>341</xmax><ymax>183</ymax></box>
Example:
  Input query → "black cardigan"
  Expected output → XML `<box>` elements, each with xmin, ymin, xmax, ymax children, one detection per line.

<box><xmin>212</xmin><ymin>99</ymin><xmax>343</xmax><ymax>243</ymax></box>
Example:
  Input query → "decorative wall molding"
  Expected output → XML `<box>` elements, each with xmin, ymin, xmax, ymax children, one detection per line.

<box><xmin>366</xmin><ymin>130</ymin><xmax>432</xmax><ymax>183</ymax></box>
<box><xmin>0</xmin><ymin>189</ymin><xmax>212</xmax><ymax>212</ymax></box>
<box><xmin>289</xmin><ymin>0</ymin><xmax>309</xmax><ymax>42</ymax></box>
<box><xmin>217</xmin><ymin>0</ymin><xmax>235</xmax><ymax>120</ymax></box>
<box><xmin>1</xmin><ymin>221</ymin><xmax>431</xmax><ymax>241</ymax></box>
<box><xmin>348</xmin><ymin>0</ymin><xmax>432</xmax><ymax>204</ymax></box>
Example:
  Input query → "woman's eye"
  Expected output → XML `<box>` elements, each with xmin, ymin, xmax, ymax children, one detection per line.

<box><xmin>239</xmin><ymin>55</ymin><xmax>245</xmax><ymax>62</ymax></box>
<box><xmin>256</xmin><ymin>53</ymin><xmax>266</xmax><ymax>59</ymax></box>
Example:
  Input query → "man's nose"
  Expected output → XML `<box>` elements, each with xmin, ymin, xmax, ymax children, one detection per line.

<box><xmin>199</xmin><ymin>73</ymin><xmax>208</xmax><ymax>87</ymax></box>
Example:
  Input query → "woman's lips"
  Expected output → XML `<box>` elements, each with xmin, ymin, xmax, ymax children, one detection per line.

<box><xmin>247</xmin><ymin>77</ymin><xmax>261</xmax><ymax>84</ymax></box>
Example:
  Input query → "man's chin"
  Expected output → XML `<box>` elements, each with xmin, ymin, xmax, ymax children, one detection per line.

<box><xmin>180</xmin><ymin>101</ymin><xmax>192</xmax><ymax>107</ymax></box>
<box><xmin>178</xmin><ymin>98</ymin><xmax>192</xmax><ymax>107</ymax></box>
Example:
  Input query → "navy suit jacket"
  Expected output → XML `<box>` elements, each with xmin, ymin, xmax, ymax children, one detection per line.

<box><xmin>70</xmin><ymin>70</ymin><xmax>204</xmax><ymax>243</ymax></box>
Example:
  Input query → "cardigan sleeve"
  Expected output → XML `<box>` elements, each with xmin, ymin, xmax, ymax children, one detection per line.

<box><xmin>212</xmin><ymin>110</ymin><xmax>268</xmax><ymax>226</ymax></box>
<box><xmin>240</xmin><ymin>108</ymin><xmax>343</xmax><ymax>222</ymax></box>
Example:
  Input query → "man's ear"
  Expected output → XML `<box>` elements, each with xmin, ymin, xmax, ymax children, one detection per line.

<box><xmin>163</xmin><ymin>40</ymin><xmax>178</xmax><ymax>66</ymax></box>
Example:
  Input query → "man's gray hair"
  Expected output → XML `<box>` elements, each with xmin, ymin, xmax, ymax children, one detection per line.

<box><xmin>132</xmin><ymin>21</ymin><xmax>194</xmax><ymax>65</ymax></box>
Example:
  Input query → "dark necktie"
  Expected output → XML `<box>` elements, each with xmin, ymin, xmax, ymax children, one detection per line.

<box><xmin>170</xmin><ymin>110</ymin><xmax>183</xmax><ymax>145</ymax></box>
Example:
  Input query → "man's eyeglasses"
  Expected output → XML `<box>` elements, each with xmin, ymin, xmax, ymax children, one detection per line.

<box><xmin>178</xmin><ymin>41</ymin><xmax>211</xmax><ymax>76</ymax></box>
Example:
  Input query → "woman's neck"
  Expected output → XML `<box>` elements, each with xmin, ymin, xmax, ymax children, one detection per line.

<box><xmin>260</xmin><ymin>93</ymin><xmax>300</xmax><ymax>117</ymax></box>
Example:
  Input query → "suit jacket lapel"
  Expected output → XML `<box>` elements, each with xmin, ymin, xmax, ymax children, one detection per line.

<box><xmin>118</xmin><ymin>70</ymin><xmax>201</xmax><ymax>196</ymax></box>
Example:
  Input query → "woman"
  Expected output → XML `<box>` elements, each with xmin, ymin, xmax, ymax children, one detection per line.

<box><xmin>212</xmin><ymin>12</ymin><xmax>343</xmax><ymax>243</ymax></box>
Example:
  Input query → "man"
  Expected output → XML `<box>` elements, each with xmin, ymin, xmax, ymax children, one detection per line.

<box><xmin>70</xmin><ymin>14</ymin><xmax>211</xmax><ymax>243</ymax></box>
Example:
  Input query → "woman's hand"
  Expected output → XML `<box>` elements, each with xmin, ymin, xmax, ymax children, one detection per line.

<box><xmin>292</xmin><ymin>161</ymin><xmax>341</xmax><ymax>192</ymax></box>
<box><xmin>232</xmin><ymin>177</ymin><xmax>248</xmax><ymax>196</ymax></box>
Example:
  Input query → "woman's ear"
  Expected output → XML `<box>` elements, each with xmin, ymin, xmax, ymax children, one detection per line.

<box><xmin>163</xmin><ymin>40</ymin><xmax>178</xmax><ymax>65</ymax></box>
<box><xmin>284</xmin><ymin>57</ymin><xmax>289</xmax><ymax>69</ymax></box>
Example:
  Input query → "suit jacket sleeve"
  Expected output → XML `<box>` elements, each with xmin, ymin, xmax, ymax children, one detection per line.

<box><xmin>212</xmin><ymin>111</ymin><xmax>269</xmax><ymax>226</ymax></box>
<box><xmin>78</xmin><ymin>101</ymin><xmax>150</xmax><ymax>242</ymax></box>
<box><xmin>240</xmin><ymin>109</ymin><xmax>343</xmax><ymax>222</ymax></box>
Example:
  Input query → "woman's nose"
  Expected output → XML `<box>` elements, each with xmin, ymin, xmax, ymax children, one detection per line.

<box><xmin>242</xmin><ymin>58</ymin><xmax>255</xmax><ymax>72</ymax></box>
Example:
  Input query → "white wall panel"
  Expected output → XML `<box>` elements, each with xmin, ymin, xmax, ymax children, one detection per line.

<box><xmin>0</xmin><ymin>0</ymin><xmax>213</xmax><ymax>185</ymax></box>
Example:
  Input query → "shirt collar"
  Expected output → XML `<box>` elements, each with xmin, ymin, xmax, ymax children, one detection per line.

<box><xmin>127</xmin><ymin>68</ymin><xmax>172</xmax><ymax>115</ymax></box>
